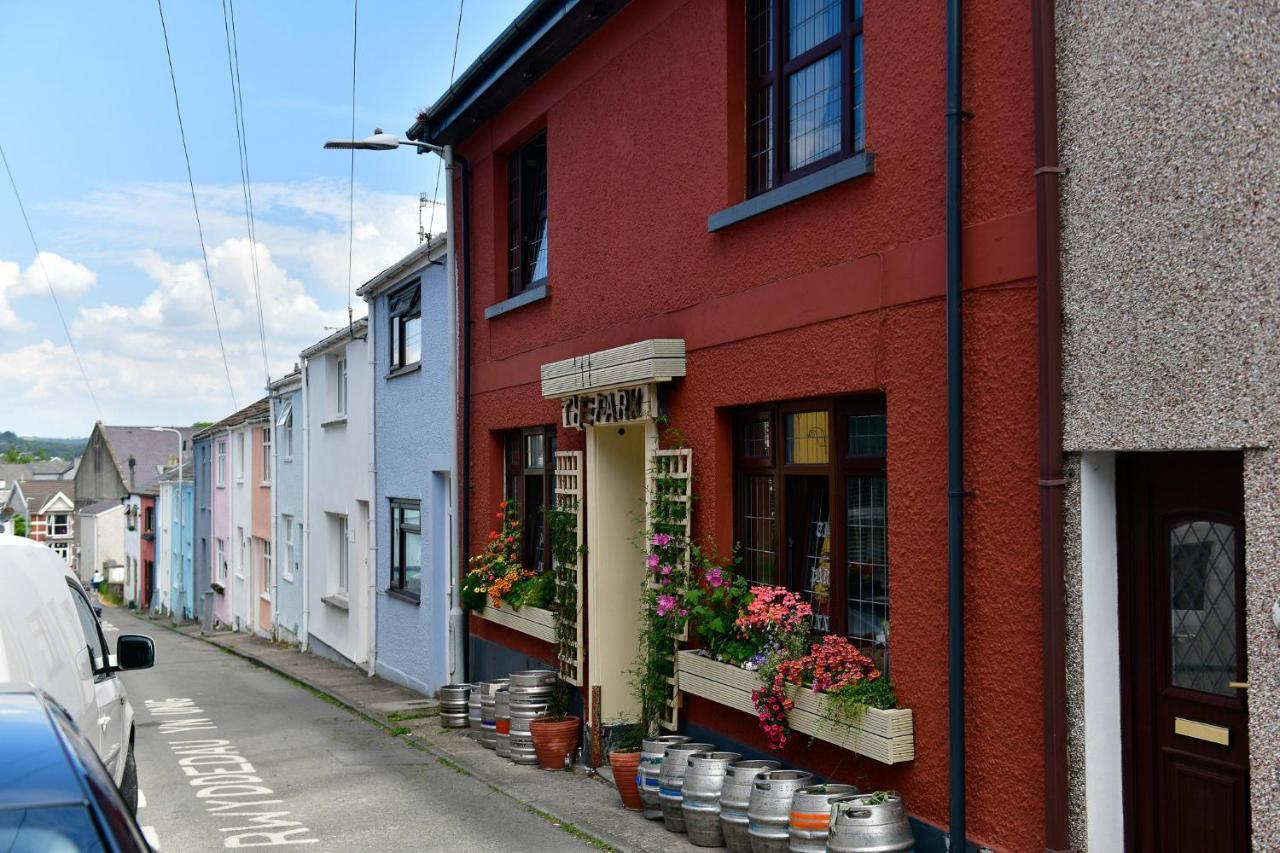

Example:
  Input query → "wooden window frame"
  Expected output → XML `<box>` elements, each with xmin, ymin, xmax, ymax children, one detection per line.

<box><xmin>746</xmin><ymin>0</ymin><xmax>865</xmax><ymax>196</ymax></box>
<box><xmin>389</xmin><ymin>498</ymin><xmax>422</xmax><ymax>600</ymax></box>
<box><xmin>504</xmin><ymin>426</ymin><xmax>556</xmax><ymax>576</ymax></box>
<box><xmin>506</xmin><ymin>132</ymin><xmax>549</xmax><ymax>297</ymax></box>
<box><xmin>732</xmin><ymin>394</ymin><xmax>886</xmax><ymax>641</ymax></box>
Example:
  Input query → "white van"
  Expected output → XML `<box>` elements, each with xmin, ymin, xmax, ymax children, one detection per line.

<box><xmin>0</xmin><ymin>536</ymin><xmax>154</xmax><ymax>812</ymax></box>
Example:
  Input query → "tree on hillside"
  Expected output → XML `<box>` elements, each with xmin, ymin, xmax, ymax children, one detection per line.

<box><xmin>2</xmin><ymin>448</ymin><xmax>32</xmax><ymax>464</ymax></box>
<box><xmin>192</xmin><ymin>421</ymin><xmax>214</xmax><ymax>429</ymax></box>
<box><xmin>14</xmin><ymin>516</ymin><xmax>26</xmax><ymax>537</ymax></box>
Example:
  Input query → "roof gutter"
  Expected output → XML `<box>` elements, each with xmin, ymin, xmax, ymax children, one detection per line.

<box><xmin>1033</xmin><ymin>0</ymin><xmax>1071</xmax><ymax>849</ymax></box>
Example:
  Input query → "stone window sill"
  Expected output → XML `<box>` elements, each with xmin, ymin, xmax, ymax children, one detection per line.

<box><xmin>321</xmin><ymin>594</ymin><xmax>349</xmax><ymax>611</ymax></box>
<box><xmin>387</xmin><ymin>588</ymin><xmax>420</xmax><ymax>606</ymax></box>
<box><xmin>707</xmin><ymin>152</ymin><xmax>876</xmax><ymax>232</ymax></box>
<box><xmin>484</xmin><ymin>282</ymin><xmax>548</xmax><ymax>319</ymax></box>
<box><xmin>386</xmin><ymin>362</ymin><xmax>421</xmax><ymax>380</ymax></box>
<box><xmin>321</xmin><ymin>417</ymin><xmax>347</xmax><ymax>429</ymax></box>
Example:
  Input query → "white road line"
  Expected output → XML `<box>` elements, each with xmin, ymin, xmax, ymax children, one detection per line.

<box><xmin>138</xmin><ymin>789</ymin><xmax>147</xmax><ymax>808</ymax></box>
<box><xmin>101</xmin><ymin>620</ymin><xmax>119</xmax><ymax>633</ymax></box>
<box><xmin>141</xmin><ymin>825</ymin><xmax>160</xmax><ymax>849</ymax></box>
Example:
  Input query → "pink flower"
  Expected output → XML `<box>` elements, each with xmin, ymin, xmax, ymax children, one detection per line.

<box><xmin>651</xmin><ymin>533</ymin><xmax>672</xmax><ymax>547</ymax></box>
<box><xmin>656</xmin><ymin>594</ymin><xmax>677</xmax><ymax>617</ymax></box>
<box><xmin>660</xmin><ymin>565</ymin><xmax>672</xmax><ymax>576</ymax></box>
<box><xmin>646</xmin><ymin>554</ymin><xmax>660</xmax><ymax>569</ymax></box>
<box><xmin>706</xmin><ymin>568</ymin><xmax>723</xmax><ymax>588</ymax></box>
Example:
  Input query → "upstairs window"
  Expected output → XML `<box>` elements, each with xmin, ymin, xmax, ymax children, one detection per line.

<box><xmin>216</xmin><ymin>440</ymin><xmax>226</xmax><ymax>487</ymax></box>
<box><xmin>49</xmin><ymin>514</ymin><xmax>70</xmax><ymax>537</ymax></box>
<box><xmin>236</xmin><ymin>431</ymin><xmax>246</xmax><ymax>480</ymax></box>
<box><xmin>747</xmin><ymin>0</ymin><xmax>865</xmax><ymax>196</ymax></box>
<box><xmin>276</xmin><ymin>401</ymin><xmax>294</xmax><ymax>460</ymax></box>
<box><xmin>334</xmin><ymin>355</ymin><xmax>348</xmax><ymax>418</ymax></box>
<box><xmin>504</xmin><ymin>426</ymin><xmax>556</xmax><ymax>575</ymax></box>
<box><xmin>261</xmin><ymin>426</ymin><xmax>271</xmax><ymax>483</ymax></box>
<box><xmin>389</xmin><ymin>284</ymin><xmax>422</xmax><ymax>370</ymax></box>
<box><xmin>507</xmin><ymin>132</ymin><xmax>549</xmax><ymax>296</ymax></box>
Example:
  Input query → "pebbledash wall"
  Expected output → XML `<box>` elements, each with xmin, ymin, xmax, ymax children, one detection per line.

<box><xmin>1057</xmin><ymin>2</ymin><xmax>1280</xmax><ymax>849</ymax></box>
<box><xmin>192</xmin><ymin>435</ymin><xmax>213</xmax><ymax>622</ymax></box>
<box><xmin>363</xmin><ymin>238</ymin><xmax>455</xmax><ymax>695</ymax></box>
<box><xmin>433</xmin><ymin>0</ymin><xmax>1045</xmax><ymax>848</ymax></box>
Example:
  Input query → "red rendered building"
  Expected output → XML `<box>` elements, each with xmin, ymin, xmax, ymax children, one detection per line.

<box><xmin>413</xmin><ymin>1</ymin><xmax>1047</xmax><ymax>848</ymax></box>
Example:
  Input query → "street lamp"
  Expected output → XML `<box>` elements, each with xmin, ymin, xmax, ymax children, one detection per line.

<box><xmin>323</xmin><ymin>126</ymin><xmax>464</xmax><ymax>684</ymax></box>
<box><xmin>323</xmin><ymin>128</ymin><xmax>443</xmax><ymax>154</ymax></box>
<box><xmin>150</xmin><ymin>427</ymin><xmax>184</xmax><ymax>615</ymax></box>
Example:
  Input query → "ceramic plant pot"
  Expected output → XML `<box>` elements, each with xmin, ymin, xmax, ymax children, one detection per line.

<box><xmin>529</xmin><ymin>716</ymin><xmax>580</xmax><ymax>771</ymax></box>
<box><xmin>609</xmin><ymin>750</ymin><xmax>644</xmax><ymax>811</ymax></box>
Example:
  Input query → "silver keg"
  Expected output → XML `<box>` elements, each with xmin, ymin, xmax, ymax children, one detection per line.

<box><xmin>720</xmin><ymin>760</ymin><xmax>781</xmax><ymax>853</ymax></box>
<box><xmin>746</xmin><ymin>770</ymin><xmax>813</xmax><ymax>853</ymax></box>
<box><xmin>494</xmin><ymin>688</ymin><xmax>512</xmax><ymax>758</ymax></box>
<box><xmin>658</xmin><ymin>742</ymin><xmax>716</xmax><ymax>833</ymax></box>
<box><xmin>787</xmin><ymin>784</ymin><xmax>858</xmax><ymax>852</ymax></box>
<box><xmin>478</xmin><ymin>679</ymin><xmax>508</xmax><ymax>749</ymax></box>
<box><xmin>439</xmin><ymin>684</ymin><xmax>471</xmax><ymax>729</ymax></box>
<box><xmin>639</xmin><ymin>735</ymin><xmax>691</xmax><ymax>819</ymax></box>
<box><xmin>508</xmin><ymin>670</ymin><xmax>555</xmax><ymax>765</ymax></box>
<box><xmin>826</xmin><ymin>793</ymin><xmax>914</xmax><ymax>853</ymax></box>
<box><xmin>681</xmin><ymin>751</ymin><xmax>742</xmax><ymax>847</ymax></box>
<box><xmin>467</xmin><ymin>682</ymin><xmax>482</xmax><ymax>728</ymax></box>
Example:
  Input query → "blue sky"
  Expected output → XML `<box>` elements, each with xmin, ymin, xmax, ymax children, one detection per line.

<box><xmin>0</xmin><ymin>0</ymin><xmax>526</xmax><ymax>436</ymax></box>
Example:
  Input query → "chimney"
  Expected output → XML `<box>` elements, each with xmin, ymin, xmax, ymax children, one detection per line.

<box><xmin>128</xmin><ymin>455</ymin><xmax>136</xmax><ymax>491</ymax></box>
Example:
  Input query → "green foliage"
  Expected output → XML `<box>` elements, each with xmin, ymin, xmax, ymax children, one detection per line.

<box><xmin>13</xmin><ymin>515</ymin><xmax>26</xmax><ymax>537</ymax></box>
<box><xmin>680</xmin><ymin>542</ymin><xmax>755</xmax><ymax>665</ymax></box>
<box><xmin>548</xmin><ymin>502</ymin><xmax>583</xmax><ymax>688</ymax></box>
<box><xmin>0</xmin><ymin>431</ymin><xmax>85</xmax><ymax>461</ymax></box>
<box><xmin>506</xmin><ymin>571</ymin><xmax>555</xmax><ymax>610</ymax></box>
<box><xmin>824</xmin><ymin>676</ymin><xmax>897</xmax><ymax>725</ymax></box>
<box><xmin>462</xmin><ymin>500</ymin><xmax>526</xmax><ymax>611</ymax></box>
<box><xmin>191</xmin><ymin>421</ymin><xmax>214</xmax><ymax>429</ymax></box>
<box><xmin>609</xmin><ymin>721</ymin><xmax>644</xmax><ymax>753</ymax></box>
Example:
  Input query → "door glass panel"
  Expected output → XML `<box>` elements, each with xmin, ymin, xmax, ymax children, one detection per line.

<box><xmin>846</xmin><ymin>476</ymin><xmax>888</xmax><ymax>672</ymax></box>
<box><xmin>1169</xmin><ymin>520</ymin><xmax>1237</xmax><ymax>697</ymax></box>
<box><xmin>785</xmin><ymin>410</ymin><xmax>830</xmax><ymax>463</ymax></box>
<box><xmin>788</xmin><ymin>476</ymin><xmax>831</xmax><ymax>632</ymax></box>
<box><xmin>741</xmin><ymin>475</ymin><xmax>779</xmax><ymax>585</ymax></box>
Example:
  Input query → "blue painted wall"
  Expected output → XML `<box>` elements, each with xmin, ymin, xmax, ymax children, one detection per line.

<box><xmin>272</xmin><ymin>382</ymin><xmax>305</xmax><ymax>644</ymax></box>
<box><xmin>370</xmin><ymin>250</ymin><xmax>453</xmax><ymax>695</ymax></box>
<box><xmin>192</xmin><ymin>436</ymin><xmax>212</xmax><ymax>621</ymax></box>
<box><xmin>167</xmin><ymin>481</ymin><xmax>194</xmax><ymax>620</ymax></box>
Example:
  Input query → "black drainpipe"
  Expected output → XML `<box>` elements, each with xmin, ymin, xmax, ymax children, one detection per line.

<box><xmin>456</xmin><ymin>152</ymin><xmax>473</xmax><ymax>680</ymax></box>
<box><xmin>945</xmin><ymin>0</ymin><xmax>967</xmax><ymax>847</ymax></box>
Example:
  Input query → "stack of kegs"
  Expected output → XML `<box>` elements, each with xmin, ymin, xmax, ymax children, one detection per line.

<box><xmin>746</xmin><ymin>769</ymin><xmax>814</xmax><ymax>853</ymax></box>
<box><xmin>494</xmin><ymin>687</ymin><xmax>512</xmax><ymax>757</ymax></box>
<box><xmin>508</xmin><ymin>669</ymin><xmax>556</xmax><ymax>766</ymax></box>
<box><xmin>438</xmin><ymin>684</ymin><xmax>471</xmax><ymax>729</ymax></box>
<box><xmin>658</xmin><ymin>742</ymin><xmax>716</xmax><ymax>833</ymax></box>
<box><xmin>478</xmin><ymin>678</ymin><xmax>508</xmax><ymax>749</ymax></box>
<box><xmin>680</xmin><ymin>751</ymin><xmax>741</xmax><ymax>847</ymax></box>
<box><xmin>639</xmin><ymin>735</ymin><xmax>690</xmax><ymax>819</ymax></box>
<box><xmin>788</xmin><ymin>784</ymin><xmax>859</xmax><ymax>852</ymax></box>
<box><xmin>718</xmin><ymin>759</ymin><xmax>780</xmax><ymax>852</ymax></box>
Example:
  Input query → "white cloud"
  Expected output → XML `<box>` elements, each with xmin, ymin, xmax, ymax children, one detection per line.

<box><xmin>0</xmin><ymin>252</ymin><xmax>97</xmax><ymax>332</ymax></box>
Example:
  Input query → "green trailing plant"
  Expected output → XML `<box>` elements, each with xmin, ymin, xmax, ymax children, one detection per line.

<box><xmin>824</xmin><ymin>676</ymin><xmax>897</xmax><ymax>726</ymax></box>
<box><xmin>506</xmin><ymin>571</ymin><xmax>555</xmax><ymax>610</ymax></box>
<box><xmin>680</xmin><ymin>542</ymin><xmax>755</xmax><ymax>665</ymax></box>
<box><xmin>462</xmin><ymin>499</ymin><xmax>529</xmax><ymax>611</ymax></box>
<box><xmin>548</xmin><ymin>501</ymin><xmax>584</xmax><ymax>684</ymax></box>
<box><xmin>609</xmin><ymin>721</ymin><xmax>644</xmax><ymax>753</ymax></box>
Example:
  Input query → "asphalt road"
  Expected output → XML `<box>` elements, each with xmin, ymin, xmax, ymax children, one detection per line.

<box><xmin>109</xmin><ymin>608</ymin><xmax>591</xmax><ymax>853</ymax></box>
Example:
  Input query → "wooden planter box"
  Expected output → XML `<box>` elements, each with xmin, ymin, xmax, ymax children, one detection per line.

<box><xmin>675</xmin><ymin>650</ymin><xmax>915</xmax><ymax>765</ymax></box>
<box><xmin>481</xmin><ymin>604</ymin><xmax>556</xmax><ymax>644</ymax></box>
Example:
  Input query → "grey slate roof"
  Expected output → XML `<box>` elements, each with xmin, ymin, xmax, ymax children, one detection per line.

<box><xmin>80</xmin><ymin>498</ymin><xmax>123</xmax><ymax>516</ymax></box>
<box><xmin>191</xmin><ymin>397</ymin><xmax>271</xmax><ymax>440</ymax></box>
<box><xmin>300</xmin><ymin>317</ymin><xmax>368</xmax><ymax>359</ymax></box>
<box><xmin>100</xmin><ymin>426</ymin><xmax>196</xmax><ymax>492</ymax></box>
<box><xmin>14</xmin><ymin>480</ymin><xmax>75</xmax><ymax>514</ymax></box>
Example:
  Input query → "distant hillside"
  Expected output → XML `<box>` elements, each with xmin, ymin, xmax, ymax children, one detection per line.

<box><xmin>0</xmin><ymin>431</ymin><xmax>87</xmax><ymax>461</ymax></box>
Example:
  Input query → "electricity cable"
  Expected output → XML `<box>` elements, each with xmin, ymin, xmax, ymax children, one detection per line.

<box><xmin>156</xmin><ymin>0</ymin><xmax>239</xmax><ymax>410</ymax></box>
<box><xmin>425</xmin><ymin>0</ymin><xmax>465</xmax><ymax>242</ymax></box>
<box><xmin>0</xmin><ymin>141</ymin><xmax>104</xmax><ymax>422</ymax></box>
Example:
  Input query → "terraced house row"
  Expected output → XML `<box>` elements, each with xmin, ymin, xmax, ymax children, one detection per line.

<box><xmin>62</xmin><ymin>1</ymin><xmax>1276</xmax><ymax>850</ymax></box>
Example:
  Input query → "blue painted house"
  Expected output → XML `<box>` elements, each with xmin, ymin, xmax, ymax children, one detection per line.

<box><xmin>269</xmin><ymin>370</ymin><xmax>305</xmax><ymax>644</ymax></box>
<box><xmin>359</xmin><ymin>235</ymin><xmax>455</xmax><ymax>694</ymax></box>
<box><xmin>191</xmin><ymin>435</ymin><xmax>213</xmax><ymax>625</ymax></box>
<box><xmin>158</xmin><ymin>462</ymin><xmax>194</xmax><ymax>619</ymax></box>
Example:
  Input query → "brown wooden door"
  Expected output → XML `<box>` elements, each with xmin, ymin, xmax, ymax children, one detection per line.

<box><xmin>1120</xmin><ymin>452</ymin><xmax>1250</xmax><ymax>852</ymax></box>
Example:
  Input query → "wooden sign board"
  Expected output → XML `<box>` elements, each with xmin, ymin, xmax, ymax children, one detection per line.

<box><xmin>562</xmin><ymin>385</ymin><xmax>649</xmax><ymax>430</ymax></box>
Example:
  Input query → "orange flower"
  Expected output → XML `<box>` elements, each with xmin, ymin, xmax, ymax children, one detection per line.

<box><xmin>496</xmin><ymin>512</ymin><xmax>503</xmax><ymax>519</ymax></box>
<box><xmin>499</xmin><ymin>500</ymin><xmax>508</xmax><ymax>509</ymax></box>
<box><xmin>489</xmin><ymin>530</ymin><xmax>499</xmax><ymax>540</ymax></box>
<box><xmin>505</xmin><ymin>536</ymin><xmax>515</xmax><ymax>544</ymax></box>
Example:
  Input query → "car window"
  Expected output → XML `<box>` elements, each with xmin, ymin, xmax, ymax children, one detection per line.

<box><xmin>67</xmin><ymin>583</ymin><xmax>109</xmax><ymax>673</ymax></box>
<box><xmin>50</xmin><ymin>703</ymin><xmax>150</xmax><ymax>852</ymax></box>
<box><xmin>0</xmin><ymin>806</ymin><xmax>106</xmax><ymax>853</ymax></box>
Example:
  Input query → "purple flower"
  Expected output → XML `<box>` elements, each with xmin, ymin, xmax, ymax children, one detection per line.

<box><xmin>656</xmin><ymin>594</ymin><xmax>677</xmax><ymax>617</ymax></box>
<box><xmin>660</xmin><ymin>565</ymin><xmax>672</xmax><ymax>576</ymax></box>
<box><xmin>707</xmin><ymin>568</ymin><xmax>723</xmax><ymax>588</ymax></box>
<box><xmin>652</xmin><ymin>533</ymin><xmax>672</xmax><ymax>547</ymax></box>
<box><xmin>646</xmin><ymin>554</ymin><xmax>660</xmax><ymax>569</ymax></box>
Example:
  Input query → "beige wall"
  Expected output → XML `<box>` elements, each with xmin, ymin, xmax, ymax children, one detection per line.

<box><xmin>1057</xmin><ymin>1</ymin><xmax>1280</xmax><ymax>847</ymax></box>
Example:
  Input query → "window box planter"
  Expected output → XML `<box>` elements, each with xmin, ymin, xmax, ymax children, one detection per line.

<box><xmin>675</xmin><ymin>650</ymin><xmax>914</xmax><ymax>765</ymax></box>
<box><xmin>481</xmin><ymin>604</ymin><xmax>555</xmax><ymax>644</ymax></box>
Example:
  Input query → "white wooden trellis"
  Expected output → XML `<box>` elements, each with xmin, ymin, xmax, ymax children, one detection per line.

<box><xmin>554</xmin><ymin>450</ymin><xmax>584</xmax><ymax>686</ymax></box>
<box><xmin>647</xmin><ymin>447</ymin><xmax>692</xmax><ymax>730</ymax></box>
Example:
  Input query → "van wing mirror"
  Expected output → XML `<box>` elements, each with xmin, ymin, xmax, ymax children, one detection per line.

<box><xmin>115</xmin><ymin>635</ymin><xmax>155</xmax><ymax>671</ymax></box>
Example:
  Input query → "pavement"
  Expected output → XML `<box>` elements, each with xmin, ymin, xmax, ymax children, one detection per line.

<box><xmin>119</xmin><ymin>607</ymin><xmax>701</xmax><ymax>853</ymax></box>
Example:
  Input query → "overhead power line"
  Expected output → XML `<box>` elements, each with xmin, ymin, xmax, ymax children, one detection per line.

<box><xmin>0</xmin><ymin>141</ymin><xmax>104</xmax><ymax>422</ymax></box>
<box><xmin>425</xmin><ymin>0</ymin><xmax>466</xmax><ymax>242</ymax></box>
<box><xmin>155</xmin><ymin>0</ymin><xmax>239</xmax><ymax>411</ymax></box>
<box><xmin>221</xmin><ymin>0</ymin><xmax>271</xmax><ymax>388</ymax></box>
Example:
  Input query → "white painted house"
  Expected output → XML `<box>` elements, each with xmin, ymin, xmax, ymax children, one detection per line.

<box><xmin>301</xmin><ymin>319</ymin><xmax>373</xmax><ymax>670</ymax></box>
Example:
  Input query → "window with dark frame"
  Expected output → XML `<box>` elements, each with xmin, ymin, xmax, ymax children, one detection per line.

<box><xmin>506</xmin><ymin>132</ymin><xmax>549</xmax><ymax>296</ymax></box>
<box><xmin>733</xmin><ymin>395</ymin><xmax>888</xmax><ymax>671</ymax></box>
<box><xmin>504</xmin><ymin>426</ymin><xmax>556</xmax><ymax>575</ymax></box>
<box><xmin>388</xmin><ymin>282</ymin><xmax>422</xmax><ymax>370</ymax></box>
<box><xmin>746</xmin><ymin>0</ymin><xmax>865</xmax><ymax>197</ymax></box>
<box><xmin>389</xmin><ymin>499</ymin><xmax>422</xmax><ymax>598</ymax></box>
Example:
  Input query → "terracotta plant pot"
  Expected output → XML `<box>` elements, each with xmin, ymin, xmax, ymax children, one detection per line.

<box><xmin>529</xmin><ymin>716</ymin><xmax>580</xmax><ymax>771</ymax></box>
<box><xmin>609</xmin><ymin>750</ymin><xmax>644</xmax><ymax>811</ymax></box>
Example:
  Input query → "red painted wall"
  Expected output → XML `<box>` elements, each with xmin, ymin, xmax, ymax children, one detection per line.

<box><xmin>454</xmin><ymin>1</ymin><xmax>1041</xmax><ymax>848</ymax></box>
<box><xmin>140</xmin><ymin>495</ymin><xmax>156</xmax><ymax>608</ymax></box>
